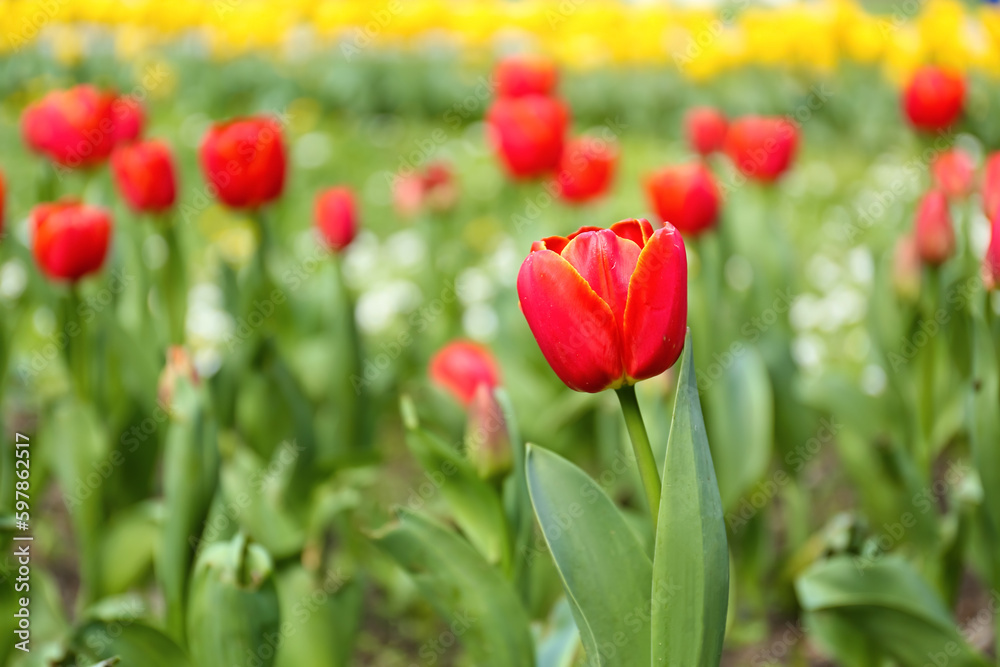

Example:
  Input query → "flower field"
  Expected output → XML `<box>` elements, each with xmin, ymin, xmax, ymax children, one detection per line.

<box><xmin>1</xmin><ymin>2</ymin><xmax>1000</xmax><ymax>666</ymax></box>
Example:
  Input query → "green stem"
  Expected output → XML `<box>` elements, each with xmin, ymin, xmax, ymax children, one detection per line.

<box><xmin>66</xmin><ymin>286</ymin><xmax>88</xmax><ymax>398</ymax></box>
<box><xmin>616</xmin><ymin>385</ymin><xmax>661</xmax><ymax>527</ymax></box>
<box><xmin>161</xmin><ymin>218</ymin><xmax>186</xmax><ymax>344</ymax></box>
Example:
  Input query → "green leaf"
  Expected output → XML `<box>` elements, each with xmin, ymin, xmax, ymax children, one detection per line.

<box><xmin>401</xmin><ymin>403</ymin><xmax>510</xmax><ymax>569</ymax></box>
<box><xmin>102</xmin><ymin>501</ymin><xmax>160</xmax><ymax>597</ymax></box>
<box><xmin>372</xmin><ymin>511</ymin><xmax>534</xmax><ymax>667</ymax></box>
<box><xmin>703</xmin><ymin>342</ymin><xmax>773</xmax><ymax>511</ymax></box>
<box><xmin>652</xmin><ymin>332</ymin><xmax>729</xmax><ymax>666</ymax></box>
<box><xmin>274</xmin><ymin>566</ymin><xmax>362</xmax><ymax>667</ymax></box>
<box><xmin>525</xmin><ymin>444</ymin><xmax>652</xmax><ymax>667</ymax></box>
<box><xmin>968</xmin><ymin>313</ymin><xmax>1000</xmax><ymax>583</ymax></box>
<box><xmin>72</xmin><ymin>620</ymin><xmax>189</xmax><ymax>667</ymax></box>
<box><xmin>796</xmin><ymin>555</ymin><xmax>990</xmax><ymax>667</ymax></box>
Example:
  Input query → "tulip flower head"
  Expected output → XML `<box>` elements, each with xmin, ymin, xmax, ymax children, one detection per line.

<box><xmin>111</xmin><ymin>97</ymin><xmax>145</xmax><ymax>144</ymax></box>
<box><xmin>914</xmin><ymin>189</ymin><xmax>955</xmax><ymax>266</ymax></box>
<box><xmin>892</xmin><ymin>234</ymin><xmax>922</xmax><ymax>301</ymax></box>
<box><xmin>392</xmin><ymin>161</ymin><xmax>458</xmax><ymax>218</ymax></box>
<box><xmin>21</xmin><ymin>85</ymin><xmax>117</xmax><ymax>168</ymax></box>
<box><xmin>557</xmin><ymin>136</ymin><xmax>618</xmax><ymax>203</ymax></box>
<box><xmin>158</xmin><ymin>345</ymin><xmax>199</xmax><ymax>409</ymax></box>
<box><xmin>464</xmin><ymin>384</ymin><xmax>513</xmax><ymax>480</ymax></box>
<box><xmin>314</xmin><ymin>186</ymin><xmax>358</xmax><ymax>252</ymax></box>
<box><xmin>984</xmin><ymin>218</ymin><xmax>1000</xmax><ymax>291</ymax></box>
<box><xmin>486</xmin><ymin>95</ymin><xmax>569</xmax><ymax>179</ymax></box>
<box><xmin>931</xmin><ymin>149</ymin><xmax>974</xmax><ymax>199</ymax></box>
<box><xmin>31</xmin><ymin>201</ymin><xmax>112</xmax><ymax>282</ymax></box>
<box><xmin>429</xmin><ymin>341</ymin><xmax>500</xmax><ymax>406</ymax></box>
<box><xmin>495</xmin><ymin>54</ymin><xmax>558</xmax><ymax>98</ymax></box>
<box><xmin>724</xmin><ymin>116</ymin><xmax>799</xmax><ymax>182</ymax></box>
<box><xmin>685</xmin><ymin>107</ymin><xmax>729</xmax><ymax>157</ymax></box>
<box><xmin>111</xmin><ymin>140</ymin><xmax>178</xmax><ymax>214</ymax></box>
<box><xmin>903</xmin><ymin>67</ymin><xmax>965</xmax><ymax>132</ymax></box>
<box><xmin>200</xmin><ymin>117</ymin><xmax>287</xmax><ymax>209</ymax></box>
<box><xmin>983</xmin><ymin>152</ymin><xmax>1000</xmax><ymax>221</ymax></box>
<box><xmin>644</xmin><ymin>163</ymin><xmax>720</xmax><ymax>236</ymax></box>
<box><xmin>518</xmin><ymin>219</ymin><xmax>687</xmax><ymax>393</ymax></box>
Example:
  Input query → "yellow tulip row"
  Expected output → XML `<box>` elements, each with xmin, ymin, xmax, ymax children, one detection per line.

<box><xmin>3</xmin><ymin>0</ymin><xmax>999</xmax><ymax>79</ymax></box>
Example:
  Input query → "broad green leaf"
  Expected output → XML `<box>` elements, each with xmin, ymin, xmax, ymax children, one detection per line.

<box><xmin>496</xmin><ymin>387</ymin><xmax>535</xmax><ymax>602</ymax></box>
<box><xmin>526</xmin><ymin>444</ymin><xmax>652</xmax><ymax>667</ymax></box>
<box><xmin>703</xmin><ymin>342</ymin><xmax>773</xmax><ymax>510</ymax></box>
<box><xmin>652</xmin><ymin>332</ymin><xmax>729</xmax><ymax>667</ymax></box>
<box><xmin>373</xmin><ymin>511</ymin><xmax>534</xmax><ymax>667</ymax></box>
<box><xmin>796</xmin><ymin>555</ymin><xmax>990</xmax><ymax>667</ymax></box>
<box><xmin>102</xmin><ymin>501</ymin><xmax>160</xmax><ymax>597</ymax></box>
<box><xmin>274</xmin><ymin>567</ymin><xmax>362</xmax><ymax>667</ymax></box>
<box><xmin>401</xmin><ymin>402</ymin><xmax>510</xmax><ymax>569</ymax></box>
<box><xmin>72</xmin><ymin>620</ymin><xmax>189</xmax><ymax>667</ymax></box>
<box><xmin>968</xmin><ymin>313</ymin><xmax>1000</xmax><ymax>585</ymax></box>
<box><xmin>534</xmin><ymin>599</ymin><xmax>581</xmax><ymax>667</ymax></box>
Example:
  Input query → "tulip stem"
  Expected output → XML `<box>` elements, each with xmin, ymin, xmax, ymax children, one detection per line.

<box><xmin>616</xmin><ymin>385</ymin><xmax>661</xmax><ymax>526</ymax></box>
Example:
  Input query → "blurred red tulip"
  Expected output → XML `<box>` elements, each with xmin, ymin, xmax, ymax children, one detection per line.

<box><xmin>892</xmin><ymin>234</ymin><xmax>921</xmax><ymax>301</ymax></box>
<box><xmin>931</xmin><ymin>149</ymin><xmax>975</xmax><ymax>199</ymax></box>
<box><xmin>158</xmin><ymin>345</ymin><xmax>199</xmax><ymax>408</ymax></box>
<box><xmin>557</xmin><ymin>136</ymin><xmax>618</xmax><ymax>203</ymax></box>
<box><xmin>111</xmin><ymin>97</ymin><xmax>145</xmax><ymax>144</ymax></box>
<box><xmin>495</xmin><ymin>54</ymin><xmax>558</xmax><ymax>98</ymax></box>
<box><xmin>111</xmin><ymin>140</ymin><xmax>178</xmax><ymax>214</ymax></box>
<box><xmin>984</xmin><ymin>218</ymin><xmax>1000</xmax><ymax>291</ymax></box>
<box><xmin>983</xmin><ymin>152</ymin><xmax>1000</xmax><ymax>220</ymax></box>
<box><xmin>21</xmin><ymin>85</ymin><xmax>117</xmax><ymax>168</ymax></box>
<box><xmin>486</xmin><ymin>95</ymin><xmax>569</xmax><ymax>179</ymax></box>
<box><xmin>644</xmin><ymin>163</ymin><xmax>720</xmax><ymax>236</ymax></box>
<box><xmin>517</xmin><ymin>219</ymin><xmax>687</xmax><ymax>393</ymax></box>
<box><xmin>685</xmin><ymin>107</ymin><xmax>728</xmax><ymax>157</ymax></box>
<box><xmin>199</xmin><ymin>117</ymin><xmax>287</xmax><ymax>209</ymax></box>
<box><xmin>914</xmin><ymin>189</ymin><xmax>955</xmax><ymax>265</ymax></box>
<box><xmin>903</xmin><ymin>67</ymin><xmax>965</xmax><ymax>132</ymax></box>
<box><xmin>465</xmin><ymin>384</ymin><xmax>513</xmax><ymax>480</ymax></box>
<box><xmin>724</xmin><ymin>116</ymin><xmax>798</xmax><ymax>182</ymax></box>
<box><xmin>314</xmin><ymin>186</ymin><xmax>358</xmax><ymax>252</ymax></box>
<box><xmin>429</xmin><ymin>341</ymin><xmax>501</xmax><ymax>405</ymax></box>
<box><xmin>31</xmin><ymin>201</ymin><xmax>112</xmax><ymax>281</ymax></box>
<box><xmin>393</xmin><ymin>161</ymin><xmax>458</xmax><ymax>218</ymax></box>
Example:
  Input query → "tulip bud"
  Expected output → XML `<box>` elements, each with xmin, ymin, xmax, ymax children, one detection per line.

<box><xmin>21</xmin><ymin>85</ymin><xmax>117</xmax><ymax>168</ymax></box>
<box><xmin>903</xmin><ymin>66</ymin><xmax>965</xmax><ymax>132</ymax></box>
<box><xmin>422</xmin><ymin>161</ymin><xmax>458</xmax><ymax>213</ymax></box>
<box><xmin>983</xmin><ymin>152</ymin><xmax>1000</xmax><ymax>221</ymax></box>
<box><xmin>111</xmin><ymin>96</ymin><xmax>145</xmax><ymax>144</ymax></box>
<box><xmin>31</xmin><ymin>201</ymin><xmax>112</xmax><ymax>282</ymax></box>
<box><xmin>724</xmin><ymin>116</ymin><xmax>799</xmax><ymax>182</ymax></box>
<box><xmin>984</xmin><ymin>218</ymin><xmax>1000</xmax><ymax>291</ymax></box>
<box><xmin>495</xmin><ymin>54</ymin><xmax>558</xmax><ymax>98</ymax></box>
<box><xmin>486</xmin><ymin>95</ymin><xmax>569</xmax><ymax>179</ymax></box>
<box><xmin>314</xmin><ymin>186</ymin><xmax>358</xmax><ymax>252</ymax></box>
<box><xmin>931</xmin><ymin>149</ymin><xmax>974</xmax><ymax>199</ymax></box>
<box><xmin>464</xmin><ymin>384</ymin><xmax>513</xmax><ymax>480</ymax></box>
<box><xmin>157</xmin><ymin>345</ymin><xmax>199</xmax><ymax>410</ymax></box>
<box><xmin>429</xmin><ymin>341</ymin><xmax>500</xmax><ymax>406</ymax></box>
<box><xmin>892</xmin><ymin>234</ymin><xmax>922</xmax><ymax>301</ymax></box>
<box><xmin>187</xmin><ymin>534</ymin><xmax>281</xmax><ymax>667</ymax></box>
<box><xmin>111</xmin><ymin>139</ymin><xmax>178</xmax><ymax>213</ymax></box>
<box><xmin>557</xmin><ymin>136</ymin><xmax>618</xmax><ymax>203</ymax></box>
<box><xmin>200</xmin><ymin>117</ymin><xmax>287</xmax><ymax>209</ymax></box>
<box><xmin>518</xmin><ymin>219</ymin><xmax>687</xmax><ymax>392</ymax></box>
<box><xmin>914</xmin><ymin>189</ymin><xmax>955</xmax><ymax>266</ymax></box>
<box><xmin>644</xmin><ymin>163</ymin><xmax>720</xmax><ymax>236</ymax></box>
<box><xmin>685</xmin><ymin>107</ymin><xmax>728</xmax><ymax>157</ymax></box>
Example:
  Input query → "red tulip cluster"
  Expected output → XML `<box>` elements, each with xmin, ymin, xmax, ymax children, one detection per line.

<box><xmin>487</xmin><ymin>55</ymin><xmax>616</xmax><ymax>202</ymax></box>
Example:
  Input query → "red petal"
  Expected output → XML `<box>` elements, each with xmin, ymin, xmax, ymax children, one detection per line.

<box><xmin>561</xmin><ymin>229</ymin><xmax>641</xmax><ymax>331</ymax></box>
<box><xmin>532</xmin><ymin>235</ymin><xmax>569</xmax><ymax>254</ymax></box>
<box><xmin>566</xmin><ymin>225</ymin><xmax>603</xmax><ymax>241</ymax></box>
<box><xmin>517</xmin><ymin>249</ymin><xmax>623</xmax><ymax>392</ymax></box>
<box><xmin>622</xmin><ymin>225</ymin><xmax>688</xmax><ymax>380</ymax></box>
<box><xmin>610</xmin><ymin>218</ymin><xmax>654</xmax><ymax>249</ymax></box>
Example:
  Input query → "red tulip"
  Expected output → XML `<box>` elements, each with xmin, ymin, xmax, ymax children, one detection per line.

<box><xmin>892</xmin><ymin>234</ymin><xmax>921</xmax><ymax>301</ymax></box>
<box><xmin>931</xmin><ymin>149</ymin><xmax>975</xmax><ymax>199</ymax></box>
<box><xmin>111</xmin><ymin>140</ymin><xmax>177</xmax><ymax>213</ymax></box>
<box><xmin>314</xmin><ymin>186</ymin><xmax>358</xmax><ymax>252</ymax></box>
<box><xmin>495</xmin><ymin>54</ymin><xmax>558</xmax><ymax>98</ymax></box>
<box><xmin>486</xmin><ymin>95</ymin><xmax>569</xmax><ymax>179</ymax></box>
<box><xmin>685</xmin><ymin>107</ymin><xmax>728</xmax><ymax>157</ymax></box>
<box><xmin>517</xmin><ymin>219</ymin><xmax>687</xmax><ymax>393</ymax></box>
<box><xmin>393</xmin><ymin>161</ymin><xmax>458</xmax><ymax>218</ymax></box>
<box><xmin>644</xmin><ymin>163</ymin><xmax>720</xmax><ymax>236</ymax></box>
<box><xmin>465</xmin><ymin>384</ymin><xmax>513</xmax><ymax>480</ymax></box>
<box><xmin>21</xmin><ymin>85</ymin><xmax>117</xmax><ymax>168</ymax></box>
<box><xmin>111</xmin><ymin>97</ymin><xmax>145</xmax><ymax>144</ymax></box>
<box><xmin>557</xmin><ymin>136</ymin><xmax>618</xmax><ymax>203</ymax></box>
<box><xmin>914</xmin><ymin>189</ymin><xmax>954</xmax><ymax>265</ymax></box>
<box><xmin>430</xmin><ymin>341</ymin><xmax>501</xmax><ymax>406</ymax></box>
<box><xmin>984</xmin><ymin>218</ymin><xmax>1000</xmax><ymax>291</ymax></box>
<box><xmin>903</xmin><ymin>66</ymin><xmax>965</xmax><ymax>132</ymax></box>
<box><xmin>199</xmin><ymin>117</ymin><xmax>287</xmax><ymax>209</ymax></box>
<box><xmin>31</xmin><ymin>201</ymin><xmax>112</xmax><ymax>282</ymax></box>
<box><xmin>724</xmin><ymin>116</ymin><xmax>799</xmax><ymax>182</ymax></box>
<box><xmin>983</xmin><ymin>152</ymin><xmax>1000</xmax><ymax>220</ymax></box>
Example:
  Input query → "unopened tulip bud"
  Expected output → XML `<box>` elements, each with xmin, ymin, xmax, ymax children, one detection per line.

<box><xmin>914</xmin><ymin>189</ymin><xmax>955</xmax><ymax>266</ymax></box>
<box><xmin>464</xmin><ymin>384</ymin><xmax>513</xmax><ymax>480</ymax></box>
<box><xmin>429</xmin><ymin>341</ymin><xmax>500</xmax><ymax>406</ymax></box>
<box><xmin>931</xmin><ymin>149</ymin><xmax>974</xmax><ymax>199</ymax></box>
<box><xmin>158</xmin><ymin>345</ymin><xmax>199</xmax><ymax>410</ymax></box>
<box><xmin>314</xmin><ymin>186</ymin><xmax>358</xmax><ymax>252</ymax></box>
<box><xmin>21</xmin><ymin>85</ymin><xmax>117</xmax><ymax>168</ymax></box>
<box><xmin>486</xmin><ymin>95</ymin><xmax>569</xmax><ymax>179</ymax></box>
<box><xmin>644</xmin><ymin>163</ymin><xmax>720</xmax><ymax>236</ymax></box>
<box><xmin>685</xmin><ymin>107</ymin><xmax>728</xmax><ymax>157</ymax></box>
<box><xmin>724</xmin><ymin>116</ymin><xmax>798</xmax><ymax>182</ymax></box>
<box><xmin>983</xmin><ymin>152</ymin><xmax>1000</xmax><ymax>221</ymax></box>
<box><xmin>200</xmin><ymin>116</ymin><xmax>287</xmax><ymax>209</ymax></box>
<box><xmin>984</xmin><ymin>218</ymin><xmax>1000</xmax><ymax>291</ymax></box>
<box><xmin>892</xmin><ymin>234</ymin><xmax>921</xmax><ymax>301</ymax></box>
<box><xmin>111</xmin><ymin>139</ymin><xmax>178</xmax><ymax>213</ymax></box>
<box><xmin>111</xmin><ymin>97</ymin><xmax>145</xmax><ymax>144</ymax></box>
<box><xmin>557</xmin><ymin>136</ymin><xmax>618</xmax><ymax>204</ymax></box>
